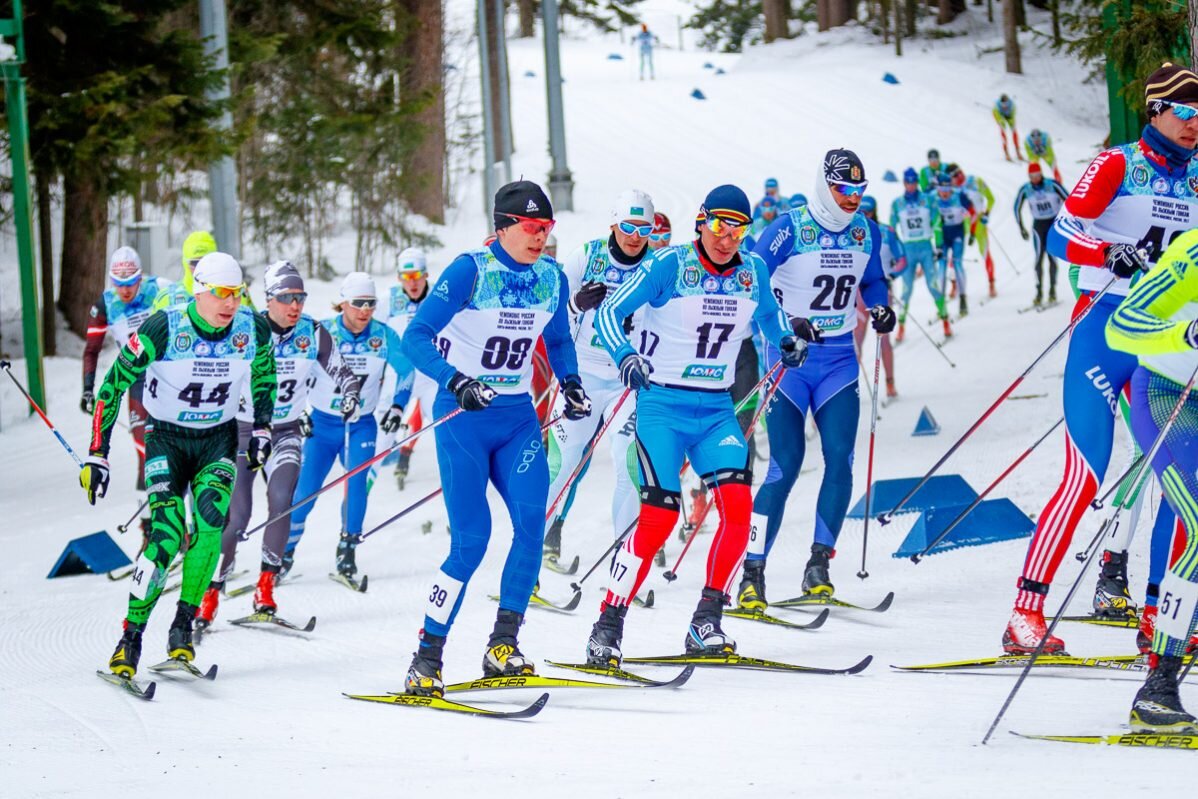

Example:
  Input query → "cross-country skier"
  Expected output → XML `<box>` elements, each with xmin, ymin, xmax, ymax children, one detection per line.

<box><xmin>81</xmin><ymin>253</ymin><xmax>276</xmax><ymax>679</ymax></box>
<box><xmin>650</xmin><ymin>212</ymin><xmax>672</xmax><ymax>250</ymax></box>
<box><xmin>401</xmin><ymin>180</ymin><xmax>590</xmax><ymax>696</ymax></box>
<box><xmin>154</xmin><ymin>231</ymin><xmax>255</xmax><ymax>312</ymax></box>
<box><xmin>753</xmin><ymin>177</ymin><xmax>789</xmax><ymax>220</ymax></box>
<box><xmin>384</xmin><ymin>247</ymin><xmax>436</xmax><ymax>488</ymax></box>
<box><xmin>1002</xmin><ymin>62</ymin><xmax>1198</xmax><ymax>655</ymax></box>
<box><xmin>993</xmin><ymin>94</ymin><xmax>1022</xmax><ymax>161</ymax></box>
<box><xmin>283</xmin><ymin>272</ymin><xmax>413</xmax><ymax>581</ymax></box>
<box><xmin>634</xmin><ymin>23</ymin><xmax>658</xmax><ymax>80</ymax></box>
<box><xmin>542</xmin><ymin>190</ymin><xmax>654</xmax><ymax>570</ymax></box>
<box><xmin>919</xmin><ymin>148</ymin><xmax>943</xmax><ymax>193</ymax></box>
<box><xmin>890</xmin><ymin>167</ymin><xmax>948</xmax><ymax>339</ymax></box>
<box><xmin>746</xmin><ymin>195</ymin><xmax>780</xmax><ymax>250</ymax></box>
<box><xmin>1013</xmin><ymin>162</ymin><xmax>1069</xmax><ymax>306</ymax></box>
<box><xmin>789</xmin><ymin>193</ymin><xmax>807</xmax><ymax>210</ymax></box>
<box><xmin>735</xmin><ymin>150</ymin><xmax>894</xmax><ymax>610</ymax></box>
<box><xmin>584</xmin><ymin>184</ymin><xmax>808</xmax><ymax>667</ymax></box>
<box><xmin>948</xmin><ymin>163</ymin><xmax>997</xmax><ymax>298</ymax></box>
<box><xmin>1024</xmin><ymin>128</ymin><xmax>1064</xmax><ymax>184</ymax></box>
<box><xmin>81</xmin><ymin>246</ymin><xmax>171</xmax><ymax>538</ymax></box>
<box><xmin>934</xmin><ymin>172</ymin><xmax>976</xmax><ymax>317</ymax></box>
<box><xmin>857</xmin><ymin>195</ymin><xmax>903</xmax><ymax>399</ymax></box>
<box><xmin>198</xmin><ymin>262</ymin><xmax>361</xmax><ymax>629</ymax></box>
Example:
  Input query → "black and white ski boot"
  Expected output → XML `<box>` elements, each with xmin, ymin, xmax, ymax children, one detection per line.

<box><xmin>395</xmin><ymin>449</ymin><xmax>411</xmax><ymax>490</ymax></box>
<box><xmin>1130</xmin><ymin>655</ymin><xmax>1198</xmax><ymax>733</ymax></box>
<box><xmin>335</xmin><ymin>532</ymin><xmax>360</xmax><ymax>578</ymax></box>
<box><xmin>737</xmin><ymin>559</ymin><xmax>768</xmax><ymax>610</ymax></box>
<box><xmin>802</xmin><ymin>544</ymin><xmax>835</xmax><ymax>596</ymax></box>
<box><xmin>405</xmin><ymin>630</ymin><xmax>446</xmax><ymax>697</ymax></box>
<box><xmin>685</xmin><ymin>587</ymin><xmax>735</xmax><ymax>655</ymax></box>
<box><xmin>109</xmin><ymin>623</ymin><xmax>144</xmax><ymax>678</ymax></box>
<box><xmin>586</xmin><ymin>603</ymin><xmax>627</xmax><ymax>668</ymax></box>
<box><xmin>167</xmin><ymin>602</ymin><xmax>197</xmax><ymax>661</ymax></box>
<box><xmin>483</xmin><ymin>609</ymin><xmax>535</xmax><ymax>677</ymax></box>
<box><xmin>543</xmin><ymin>516</ymin><xmax>563</xmax><ymax>560</ymax></box>
<box><xmin>1093</xmin><ymin>549</ymin><xmax>1136</xmax><ymax>618</ymax></box>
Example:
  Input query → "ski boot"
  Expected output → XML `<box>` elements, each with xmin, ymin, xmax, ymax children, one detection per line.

<box><xmin>405</xmin><ymin>630</ymin><xmax>446</xmax><ymax>697</ymax></box>
<box><xmin>543</xmin><ymin>516</ymin><xmax>564</xmax><ymax>567</ymax></box>
<box><xmin>253</xmin><ymin>570</ymin><xmax>277</xmax><ymax>614</ymax></box>
<box><xmin>942</xmin><ymin>317</ymin><xmax>953</xmax><ymax>339</ymax></box>
<box><xmin>108</xmin><ymin>623</ymin><xmax>144</xmax><ymax>678</ymax></box>
<box><xmin>1002</xmin><ymin>607</ymin><xmax>1066</xmax><ymax>655</ymax></box>
<box><xmin>958</xmin><ymin>295</ymin><xmax>969</xmax><ymax>318</ymax></box>
<box><xmin>1093</xmin><ymin>550</ymin><xmax>1136</xmax><ymax>619</ymax></box>
<box><xmin>335</xmin><ymin>532</ymin><xmax>360</xmax><ymax>578</ymax></box>
<box><xmin>687</xmin><ymin>487</ymin><xmax>710</xmax><ymax>532</ymax></box>
<box><xmin>1131</xmin><ymin>655</ymin><xmax>1197</xmax><ymax>733</ymax></box>
<box><xmin>801</xmin><ymin>544</ymin><xmax>835</xmax><ymax>596</ymax></box>
<box><xmin>586</xmin><ymin>603</ymin><xmax>628</xmax><ymax>668</ymax></box>
<box><xmin>737</xmin><ymin>559</ymin><xmax>768</xmax><ymax>610</ymax></box>
<box><xmin>1033</xmin><ymin>289</ymin><xmax>1043</xmax><ymax>307</ymax></box>
<box><xmin>1137</xmin><ymin>605</ymin><xmax>1158</xmax><ymax>654</ymax></box>
<box><xmin>685</xmin><ymin>587</ymin><xmax>735</xmax><ymax>655</ymax></box>
<box><xmin>395</xmin><ymin>449</ymin><xmax>412</xmax><ymax>490</ymax></box>
<box><xmin>482</xmin><ymin>609</ymin><xmax>535</xmax><ymax>677</ymax></box>
<box><xmin>896</xmin><ymin>322</ymin><xmax>905</xmax><ymax>344</ymax></box>
<box><xmin>195</xmin><ymin>584</ymin><xmax>220</xmax><ymax>633</ymax></box>
<box><xmin>1048</xmin><ymin>287</ymin><xmax>1057</xmax><ymax>304</ymax></box>
<box><xmin>885</xmin><ymin>377</ymin><xmax>898</xmax><ymax>399</ymax></box>
<box><xmin>988</xmin><ymin>279</ymin><xmax>997</xmax><ymax>299</ymax></box>
<box><xmin>167</xmin><ymin>603</ymin><xmax>197</xmax><ymax>662</ymax></box>
<box><xmin>278</xmin><ymin>548</ymin><xmax>296</xmax><ymax>580</ymax></box>
<box><xmin>654</xmin><ymin>547</ymin><xmax>666</xmax><ymax>567</ymax></box>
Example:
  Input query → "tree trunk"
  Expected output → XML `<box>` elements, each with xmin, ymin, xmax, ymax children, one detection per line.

<box><xmin>894</xmin><ymin>0</ymin><xmax>903</xmax><ymax>55</ymax></box>
<box><xmin>57</xmin><ymin>170</ymin><xmax>108</xmax><ymax>339</ymax></box>
<box><xmin>1189</xmin><ymin>0</ymin><xmax>1198</xmax><ymax>71</ymax></box>
<box><xmin>1015</xmin><ymin>0</ymin><xmax>1025</xmax><ymax>27</ymax></box>
<box><xmin>36</xmin><ymin>172</ymin><xmax>56</xmax><ymax>356</ymax></box>
<box><xmin>938</xmin><ymin>0</ymin><xmax>952</xmax><ymax>23</ymax></box>
<box><xmin>1004</xmin><ymin>0</ymin><xmax>1022</xmax><ymax>74</ymax></box>
<box><xmin>879</xmin><ymin>0</ymin><xmax>889</xmax><ymax>44</ymax></box>
<box><xmin>401</xmin><ymin>0</ymin><xmax>447</xmax><ymax>223</ymax></box>
<box><xmin>817</xmin><ymin>0</ymin><xmax>830</xmax><ymax>31</ymax></box>
<box><xmin>763</xmin><ymin>0</ymin><xmax>788</xmax><ymax>41</ymax></box>
<box><xmin>905</xmin><ymin>0</ymin><xmax>917</xmax><ymax>35</ymax></box>
<box><xmin>517</xmin><ymin>0</ymin><xmax>535</xmax><ymax>38</ymax></box>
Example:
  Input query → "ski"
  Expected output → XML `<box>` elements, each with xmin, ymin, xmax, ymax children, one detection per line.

<box><xmin>1017</xmin><ymin>304</ymin><xmax>1042</xmax><ymax>315</ymax></box>
<box><xmin>96</xmin><ymin>670</ymin><xmax>156</xmax><ymax>700</ymax></box>
<box><xmin>329</xmin><ymin>573</ymin><xmax>368</xmax><ymax>593</ymax></box>
<box><xmin>891</xmin><ymin>653</ymin><xmax>1183</xmax><ymax>673</ymax></box>
<box><xmin>345</xmin><ymin>690</ymin><xmax>548</xmax><ymax>719</ymax></box>
<box><xmin>490</xmin><ymin>589</ymin><xmax>581</xmax><ymax>614</ymax></box>
<box><xmin>622</xmin><ymin>652</ymin><xmax>873</xmax><ymax>675</ymax></box>
<box><xmin>632</xmin><ymin>590</ymin><xmax>655</xmax><ymax>609</ymax></box>
<box><xmin>545</xmin><ymin>660</ymin><xmax>691</xmax><ymax>685</ymax></box>
<box><xmin>772</xmin><ymin>591</ymin><xmax>894</xmax><ymax>613</ymax></box>
<box><xmin>107</xmin><ymin>566</ymin><xmax>135</xmax><ymax>581</ymax></box>
<box><xmin>228</xmin><ymin>610</ymin><xmax>317</xmax><ymax>633</ymax></box>
<box><xmin>440</xmin><ymin>665</ymin><xmax>694</xmax><ymax>694</ymax></box>
<box><xmin>724</xmin><ymin>607</ymin><xmax>830</xmax><ymax>630</ymax></box>
<box><xmin>1011</xmin><ymin>731</ymin><xmax>1198</xmax><ymax>750</ymax></box>
<box><xmin>542</xmin><ymin>554</ymin><xmax>580</xmax><ymax>576</ymax></box>
<box><xmin>1062</xmin><ymin>614</ymin><xmax>1139</xmax><ymax>629</ymax></box>
<box><xmin>1036</xmin><ymin>300</ymin><xmax>1062</xmax><ymax>313</ymax></box>
<box><xmin>148</xmin><ymin>658</ymin><xmax>218</xmax><ymax>681</ymax></box>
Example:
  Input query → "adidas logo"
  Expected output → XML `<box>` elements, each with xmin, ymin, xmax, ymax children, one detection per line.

<box><xmin>526</xmin><ymin>199</ymin><xmax>539</xmax><ymax>212</ymax></box>
<box><xmin>717</xmin><ymin>435</ymin><xmax>742</xmax><ymax>447</ymax></box>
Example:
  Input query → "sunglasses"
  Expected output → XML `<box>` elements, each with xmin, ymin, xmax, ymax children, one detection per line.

<box><xmin>830</xmin><ymin>181</ymin><xmax>868</xmax><ymax>198</ymax></box>
<box><xmin>617</xmin><ymin>221</ymin><xmax>653</xmax><ymax>237</ymax></box>
<box><xmin>649</xmin><ymin>232</ymin><xmax>671</xmax><ymax>242</ymax></box>
<box><xmin>346</xmin><ymin>298</ymin><xmax>378</xmax><ymax>309</ymax></box>
<box><xmin>188</xmin><ymin>258</ymin><xmax>201</xmax><ymax>268</ymax></box>
<box><xmin>110</xmin><ymin>272</ymin><xmax>141</xmax><ymax>288</ymax></box>
<box><xmin>271</xmin><ymin>292</ymin><xmax>308</xmax><ymax>305</ymax></box>
<box><xmin>704</xmin><ymin>214</ymin><xmax>750</xmax><ymax>242</ymax></box>
<box><xmin>1164</xmin><ymin>100</ymin><xmax>1198</xmax><ymax>121</ymax></box>
<box><xmin>205</xmin><ymin>283</ymin><xmax>246</xmax><ymax>300</ymax></box>
<box><xmin>398</xmin><ymin>271</ymin><xmax>427</xmax><ymax>282</ymax></box>
<box><xmin>501</xmin><ymin>214</ymin><xmax>556</xmax><ymax>236</ymax></box>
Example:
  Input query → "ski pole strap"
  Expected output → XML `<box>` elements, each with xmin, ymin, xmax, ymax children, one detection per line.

<box><xmin>1</xmin><ymin>360</ymin><xmax>84</xmax><ymax>467</ymax></box>
<box><xmin>545</xmin><ymin>390</ymin><xmax>632</xmax><ymax>521</ymax></box>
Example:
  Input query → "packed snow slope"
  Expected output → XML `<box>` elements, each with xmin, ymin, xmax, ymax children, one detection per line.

<box><xmin>1</xmin><ymin>5</ymin><xmax>1175</xmax><ymax>797</ymax></box>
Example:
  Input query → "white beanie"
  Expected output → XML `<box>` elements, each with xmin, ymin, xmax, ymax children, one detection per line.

<box><xmin>340</xmin><ymin>271</ymin><xmax>377</xmax><ymax>300</ymax></box>
<box><xmin>397</xmin><ymin>247</ymin><xmax>428</xmax><ymax>275</ymax></box>
<box><xmin>192</xmin><ymin>252</ymin><xmax>243</xmax><ymax>290</ymax></box>
<box><xmin>610</xmin><ymin>189</ymin><xmax>655</xmax><ymax>226</ymax></box>
<box><xmin>108</xmin><ymin>246</ymin><xmax>142</xmax><ymax>282</ymax></box>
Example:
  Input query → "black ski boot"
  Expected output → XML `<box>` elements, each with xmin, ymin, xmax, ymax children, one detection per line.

<box><xmin>483</xmin><ymin>609</ymin><xmax>535</xmax><ymax>677</ymax></box>
<box><xmin>802</xmin><ymin>544</ymin><xmax>835</xmax><ymax>596</ymax></box>
<box><xmin>543</xmin><ymin>516</ymin><xmax>563</xmax><ymax>561</ymax></box>
<box><xmin>1130</xmin><ymin>655</ymin><xmax>1197</xmax><ymax>733</ymax></box>
<box><xmin>109</xmin><ymin>623</ymin><xmax>144</xmax><ymax>678</ymax></box>
<box><xmin>959</xmin><ymin>295</ymin><xmax>969</xmax><ymax>318</ymax></box>
<box><xmin>1033</xmin><ymin>288</ymin><xmax>1043</xmax><ymax>307</ymax></box>
<box><xmin>335</xmin><ymin>532</ymin><xmax>360</xmax><ymax>578</ymax></box>
<box><xmin>278</xmin><ymin>547</ymin><xmax>296</xmax><ymax>580</ymax></box>
<box><xmin>395</xmin><ymin>449</ymin><xmax>412</xmax><ymax>490</ymax></box>
<box><xmin>405</xmin><ymin>630</ymin><xmax>446</xmax><ymax>697</ymax></box>
<box><xmin>1093</xmin><ymin>549</ymin><xmax>1136</xmax><ymax>618</ymax></box>
<box><xmin>586</xmin><ymin>603</ymin><xmax>628</xmax><ymax>668</ymax></box>
<box><xmin>737</xmin><ymin>559</ymin><xmax>767</xmax><ymax>610</ymax></box>
<box><xmin>167</xmin><ymin>602</ymin><xmax>197</xmax><ymax>661</ymax></box>
<box><xmin>685</xmin><ymin>587</ymin><xmax>735</xmax><ymax>655</ymax></box>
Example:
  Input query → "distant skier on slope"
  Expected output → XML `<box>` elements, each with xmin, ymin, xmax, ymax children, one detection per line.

<box><xmin>993</xmin><ymin>93</ymin><xmax>1022</xmax><ymax>161</ymax></box>
<box><xmin>1013</xmin><ymin>162</ymin><xmax>1069</xmax><ymax>306</ymax></box>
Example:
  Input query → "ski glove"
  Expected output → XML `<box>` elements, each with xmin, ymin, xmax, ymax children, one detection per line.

<box><xmin>80</xmin><ymin>455</ymin><xmax>110</xmax><ymax>505</ymax></box>
<box><xmin>1020</xmin><ymin>227</ymin><xmax>1029</xmax><ymax>241</ymax></box>
<box><xmin>379</xmin><ymin>404</ymin><xmax>405</xmax><ymax>434</ymax></box>
<box><xmin>779</xmin><ymin>335</ymin><xmax>808</xmax><ymax>369</ymax></box>
<box><xmin>560</xmin><ymin>377</ymin><xmax>592</xmax><ymax>421</ymax></box>
<box><xmin>341</xmin><ymin>392</ymin><xmax>362</xmax><ymax>424</ymax></box>
<box><xmin>571</xmin><ymin>281</ymin><xmax>608</xmax><ymax>313</ymax></box>
<box><xmin>1187</xmin><ymin>321</ymin><xmax>1198</xmax><ymax>350</ymax></box>
<box><xmin>870</xmin><ymin>305</ymin><xmax>897</xmax><ymax>334</ymax></box>
<box><xmin>299</xmin><ymin>411</ymin><xmax>313</xmax><ymax>438</ymax></box>
<box><xmin>790</xmin><ymin>316</ymin><xmax>823</xmax><ymax>343</ymax></box>
<box><xmin>247</xmin><ymin>428</ymin><xmax>273</xmax><ymax>471</ymax></box>
<box><xmin>448</xmin><ymin>371</ymin><xmax>496</xmax><ymax>412</ymax></box>
<box><xmin>80</xmin><ymin>390</ymin><xmax>95</xmax><ymax>415</ymax></box>
<box><xmin>618</xmin><ymin>353</ymin><xmax>653</xmax><ymax>392</ymax></box>
<box><xmin>1106</xmin><ymin>243</ymin><xmax>1147</xmax><ymax>279</ymax></box>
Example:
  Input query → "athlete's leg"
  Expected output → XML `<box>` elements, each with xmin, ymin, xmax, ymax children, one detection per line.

<box><xmin>976</xmin><ymin>220</ymin><xmax>995</xmax><ymax>288</ymax></box>
<box><xmin>262</xmin><ymin>425</ymin><xmax>303</xmax><ymax>570</ymax></box>
<box><xmin>607</xmin><ymin>396</ymin><xmax>641</xmax><ymax>539</ymax></box>
<box><xmin>216</xmin><ymin>421</ymin><xmax>254</xmax><ymax>581</ymax></box>
<box><xmin>950</xmin><ymin>236</ymin><xmax>968</xmax><ymax>299</ymax></box>
<box><xmin>339</xmin><ymin>414</ymin><xmax>377</xmax><ymax>535</ymax></box>
<box><xmin>490</xmin><ymin>402</ymin><xmax>551</xmax><ymax>615</ymax></box>
<box><xmin>128</xmin><ymin>379</ymin><xmax>147</xmax><ymax>491</ymax></box>
<box><xmin>545</xmin><ymin>386</ymin><xmax>607</xmax><ymax>525</ymax></box>
<box><xmin>811</xmin><ymin>379</ymin><xmax>861</xmax><ymax>549</ymax></box>
<box><xmin>126</xmin><ymin>429</ymin><xmax>193</xmax><ymax>626</ymax></box>
<box><xmin>287</xmin><ymin>411</ymin><xmax>342</xmax><ymax>553</ymax></box>
<box><xmin>181</xmin><ymin>431</ymin><xmax>238</xmax><ymax>609</ymax></box>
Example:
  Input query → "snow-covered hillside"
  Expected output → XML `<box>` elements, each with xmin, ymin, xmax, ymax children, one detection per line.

<box><xmin>2</xmin><ymin>4</ymin><xmax>1175</xmax><ymax>797</ymax></box>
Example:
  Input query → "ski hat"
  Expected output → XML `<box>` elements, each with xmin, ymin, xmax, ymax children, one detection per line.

<box><xmin>935</xmin><ymin>172</ymin><xmax>954</xmax><ymax>189</ymax></box>
<box><xmin>108</xmin><ymin>246</ymin><xmax>142</xmax><ymax>285</ymax></box>
<box><xmin>193</xmin><ymin>252</ymin><xmax>243</xmax><ymax>292</ymax></box>
<box><xmin>1146</xmin><ymin>62</ymin><xmax>1198</xmax><ymax>115</ymax></box>
<box><xmin>699</xmin><ymin>184</ymin><xmax>752</xmax><ymax>224</ymax></box>
<box><xmin>610</xmin><ymin>189</ymin><xmax>655</xmax><ymax>226</ymax></box>
<box><xmin>339</xmin><ymin>271</ymin><xmax>377</xmax><ymax>300</ymax></box>
<box><xmin>653</xmin><ymin>212</ymin><xmax>671</xmax><ymax>233</ymax></box>
<box><xmin>927</xmin><ymin>148</ymin><xmax>940</xmax><ymax>160</ymax></box>
<box><xmin>493</xmin><ymin>180</ymin><xmax>553</xmax><ymax>229</ymax></box>
<box><xmin>860</xmin><ymin>196</ymin><xmax>878</xmax><ymax>215</ymax></box>
<box><xmin>396</xmin><ymin>247</ymin><xmax>428</xmax><ymax>276</ymax></box>
<box><xmin>902</xmin><ymin>167</ymin><xmax>919</xmax><ymax>184</ymax></box>
<box><xmin>180</xmin><ymin>230</ymin><xmax>218</xmax><ymax>293</ymax></box>
<box><xmin>789</xmin><ymin>193</ymin><xmax>807</xmax><ymax>207</ymax></box>
<box><xmin>811</xmin><ymin>150</ymin><xmax>866</xmax><ymax>233</ymax></box>
<box><xmin>764</xmin><ymin>177</ymin><xmax>779</xmax><ymax>189</ymax></box>
<box><xmin>823</xmin><ymin>148</ymin><xmax>867</xmax><ymax>187</ymax></box>
<box><xmin>759</xmin><ymin>195</ymin><xmax>777</xmax><ymax>209</ymax></box>
<box><xmin>264</xmin><ymin>260</ymin><xmax>304</xmax><ymax>297</ymax></box>
<box><xmin>1028</xmin><ymin>162</ymin><xmax>1043</xmax><ymax>176</ymax></box>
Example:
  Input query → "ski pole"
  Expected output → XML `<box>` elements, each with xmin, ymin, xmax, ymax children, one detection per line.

<box><xmin>545</xmin><ymin>389</ymin><xmax>632</xmax><ymax>520</ymax></box>
<box><xmin>238</xmin><ymin>407</ymin><xmax>462</xmax><ymax>541</ymax></box>
<box><xmin>908</xmin><ymin>315</ymin><xmax>956</xmax><ymax>368</ymax></box>
<box><xmin>981</xmin><ymin>360</ymin><xmax>1198</xmax><ymax>746</ymax></box>
<box><xmin>878</xmin><ymin>276</ymin><xmax>1117</xmax><ymax>527</ymax></box>
<box><xmin>1073</xmin><ymin>453</ymin><xmax>1149</xmax><ymax>563</ymax></box>
<box><xmin>911</xmin><ymin>417</ymin><xmax>1063</xmax><ymax>564</ymax></box>
<box><xmin>990</xmin><ymin>232</ymin><xmax>1023</xmax><ymax>277</ymax></box>
<box><xmin>0</xmin><ymin>359</ymin><xmax>84</xmax><ymax>467</ymax></box>
<box><xmin>117</xmin><ymin>497</ymin><xmax>151</xmax><ymax>534</ymax></box>
<box><xmin>571</xmin><ymin>516</ymin><xmax>638</xmax><ymax>594</ymax></box>
<box><xmin>858</xmin><ymin>332</ymin><xmax>883</xmax><ymax>580</ymax></box>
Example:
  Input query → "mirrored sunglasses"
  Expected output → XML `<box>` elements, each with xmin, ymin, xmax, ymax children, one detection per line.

<box><xmin>1165</xmin><ymin>100</ymin><xmax>1198</xmax><ymax>121</ymax></box>
<box><xmin>649</xmin><ymin>232</ymin><xmax>671</xmax><ymax>242</ymax></box>
<box><xmin>830</xmin><ymin>181</ymin><xmax>868</xmax><ymax>198</ymax></box>
<box><xmin>271</xmin><ymin>292</ymin><xmax>308</xmax><ymax>305</ymax></box>
<box><xmin>617</xmin><ymin>221</ymin><xmax>653</xmax><ymax>237</ymax></box>
<box><xmin>501</xmin><ymin>214</ymin><xmax>556</xmax><ymax>236</ymax></box>
<box><xmin>347</xmin><ymin>297</ymin><xmax>378</xmax><ymax>309</ymax></box>
<box><xmin>205</xmin><ymin>283</ymin><xmax>246</xmax><ymax>300</ymax></box>
<box><xmin>705</xmin><ymin>214</ymin><xmax>750</xmax><ymax>241</ymax></box>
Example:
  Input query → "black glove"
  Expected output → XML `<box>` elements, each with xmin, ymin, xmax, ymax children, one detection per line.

<box><xmin>79</xmin><ymin>455</ymin><xmax>110</xmax><ymax>505</ymax></box>
<box><xmin>448</xmin><ymin>372</ymin><xmax>496</xmax><ymax>412</ymax></box>
<box><xmin>790</xmin><ymin>317</ymin><xmax>823</xmax><ymax>343</ymax></box>
<box><xmin>299</xmin><ymin>411</ymin><xmax>313</xmax><ymax>438</ymax></box>
<box><xmin>870</xmin><ymin>305</ymin><xmax>897</xmax><ymax>334</ymax></box>
<box><xmin>379</xmin><ymin>404</ymin><xmax>405</xmax><ymax>434</ymax></box>
<box><xmin>779</xmin><ymin>335</ymin><xmax>808</xmax><ymax>369</ymax></box>
<box><xmin>341</xmin><ymin>392</ymin><xmax>361</xmax><ymax>423</ymax></box>
<box><xmin>1106</xmin><ymin>243</ymin><xmax>1147</xmax><ymax>279</ymax></box>
<box><xmin>80</xmin><ymin>390</ymin><xmax>95</xmax><ymax>415</ymax></box>
<box><xmin>618</xmin><ymin>353</ymin><xmax>653</xmax><ymax>391</ymax></box>
<box><xmin>561</xmin><ymin>378</ymin><xmax>592</xmax><ymax>421</ymax></box>
<box><xmin>1020</xmin><ymin>227</ymin><xmax>1029</xmax><ymax>241</ymax></box>
<box><xmin>571</xmin><ymin>281</ymin><xmax>608</xmax><ymax>313</ymax></box>
<box><xmin>247</xmin><ymin>428</ymin><xmax>273</xmax><ymax>471</ymax></box>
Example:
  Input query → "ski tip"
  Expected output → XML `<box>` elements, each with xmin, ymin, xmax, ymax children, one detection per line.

<box><xmin>669</xmin><ymin>665</ymin><xmax>696</xmax><ymax>688</ymax></box>
<box><xmin>204</xmin><ymin>664</ymin><xmax>218</xmax><ymax>681</ymax></box>
<box><xmin>642</xmin><ymin>590</ymin><xmax>655</xmax><ymax>609</ymax></box>
<box><xmin>806</xmin><ymin>608</ymin><xmax>831</xmax><ymax>630</ymax></box>
<box><xmin>525</xmin><ymin>692</ymin><xmax>550</xmax><ymax>717</ymax></box>
<box><xmin>875</xmin><ymin>592</ymin><xmax>896</xmax><ymax>612</ymax></box>
<box><xmin>562</xmin><ymin>589</ymin><xmax>582</xmax><ymax>612</ymax></box>
<box><xmin>143</xmin><ymin>681</ymin><xmax>157</xmax><ymax>700</ymax></box>
<box><xmin>303</xmin><ymin>616</ymin><xmax>318</xmax><ymax>632</ymax></box>
<box><xmin>846</xmin><ymin>655</ymin><xmax>874</xmax><ymax>675</ymax></box>
<box><xmin>359</xmin><ymin>575</ymin><xmax>369</xmax><ymax>593</ymax></box>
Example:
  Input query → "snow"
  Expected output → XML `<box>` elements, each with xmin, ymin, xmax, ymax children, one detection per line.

<box><xmin>1</xmin><ymin>4</ymin><xmax>1180</xmax><ymax>797</ymax></box>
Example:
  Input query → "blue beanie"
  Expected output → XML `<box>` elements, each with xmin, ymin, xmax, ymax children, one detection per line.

<box><xmin>903</xmin><ymin>167</ymin><xmax>918</xmax><ymax>184</ymax></box>
<box><xmin>700</xmin><ymin>184</ymin><xmax>752</xmax><ymax>224</ymax></box>
<box><xmin>861</xmin><ymin>196</ymin><xmax>878</xmax><ymax>214</ymax></box>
